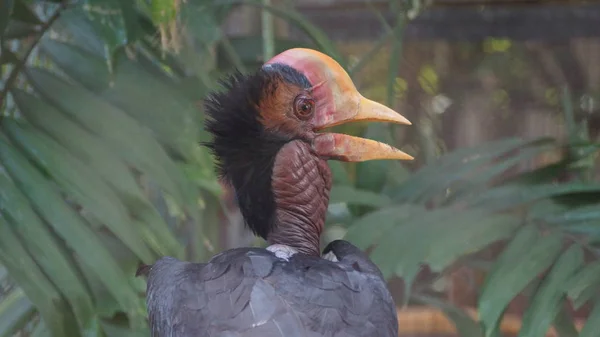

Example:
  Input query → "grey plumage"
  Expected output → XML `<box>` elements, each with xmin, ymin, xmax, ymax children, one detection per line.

<box><xmin>144</xmin><ymin>240</ymin><xmax>397</xmax><ymax>337</ymax></box>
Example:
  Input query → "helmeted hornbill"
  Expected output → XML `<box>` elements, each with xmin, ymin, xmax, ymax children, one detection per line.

<box><xmin>138</xmin><ymin>48</ymin><xmax>413</xmax><ymax>337</ymax></box>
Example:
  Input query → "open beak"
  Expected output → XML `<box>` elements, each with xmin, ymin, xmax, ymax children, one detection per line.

<box><xmin>265</xmin><ymin>48</ymin><xmax>413</xmax><ymax>162</ymax></box>
<box><xmin>313</xmin><ymin>95</ymin><xmax>414</xmax><ymax>162</ymax></box>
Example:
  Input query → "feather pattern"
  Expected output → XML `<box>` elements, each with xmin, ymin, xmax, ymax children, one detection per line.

<box><xmin>145</xmin><ymin>240</ymin><xmax>397</xmax><ymax>337</ymax></box>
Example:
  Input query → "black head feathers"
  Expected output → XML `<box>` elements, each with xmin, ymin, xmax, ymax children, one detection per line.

<box><xmin>203</xmin><ymin>64</ymin><xmax>312</xmax><ymax>239</ymax></box>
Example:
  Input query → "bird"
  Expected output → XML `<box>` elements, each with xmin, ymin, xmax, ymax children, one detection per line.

<box><xmin>137</xmin><ymin>48</ymin><xmax>413</xmax><ymax>337</ymax></box>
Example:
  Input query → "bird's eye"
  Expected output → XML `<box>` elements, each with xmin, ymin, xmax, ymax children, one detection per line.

<box><xmin>293</xmin><ymin>95</ymin><xmax>315</xmax><ymax>120</ymax></box>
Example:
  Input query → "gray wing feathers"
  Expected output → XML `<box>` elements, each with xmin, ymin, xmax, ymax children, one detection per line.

<box><xmin>145</xmin><ymin>249</ymin><xmax>397</xmax><ymax>337</ymax></box>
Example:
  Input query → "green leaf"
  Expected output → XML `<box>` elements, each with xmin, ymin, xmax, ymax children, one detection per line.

<box><xmin>446</xmin><ymin>139</ymin><xmax>557</xmax><ymax>203</ymax></box>
<box><xmin>425</xmin><ymin>213</ymin><xmax>520</xmax><ymax>272</ymax></box>
<box><xmin>355</xmin><ymin>124</ymin><xmax>394</xmax><ymax>194</ymax></box>
<box><xmin>100</xmin><ymin>52</ymin><xmax>203</xmax><ymax>157</ymax></box>
<box><xmin>328</xmin><ymin>161</ymin><xmax>351</xmax><ymax>186</ymax></box>
<box><xmin>0</xmin><ymin>125</ymin><xmax>146</xmax><ymax>327</ymax></box>
<box><xmin>25</xmin><ymin>67</ymin><xmax>190</xmax><ymax>211</ymax></box>
<box><xmin>369</xmin><ymin>207</ymin><xmax>518</xmax><ymax>299</ymax></box>
<box><xmin>82</xmin><ymin>0</ymin><xmax>128</xmax><ymax>69</ymax></box>
<box><xmin>0</xmin><ymin>215</ymin><xmax>71</xmax><ymax>337</ymax></box>
<box><xmin>0</xmin><ymin>150</ymin><xmax>95</xmax><ymax>332</ymax></box>
<box><xmin>118</xmin><ymin>0</ymin><xmax>141</xmax><ymax>43</ymax></box>
<box><xmin>0</xmin><ymin>0</ymin><xmax>14</xmax><ymax>37</ymax></box>
<box><xmin>478</xmin><ymin>225</ymin><xmax>564</xmax><ymax>336</ymax></box>
<box><xmin>537</xmin><ymin>204</ymin><xmax>600</xmax><ymax>226</ymax></box>
<box><xmin>580</xmin><ymin>302</ymin><xmax>600</xmax><ymax>337</ymax></box>
<box><xmin>2</xmin><ymin>119</ymin><xmax>155</xmax><ymax>264</ymax></box>
<box><xmin>39</xmin><ymin>39</ymin><xmax>110</xmax><ymax>90</ymax></box>
<box><xmin>30</xmin><ymin>321</ymin><xmax>50</xmax><ymax>337</ymax></box>
<box><xmin>468</xmin><ymin>183</ymin><xmax>600</xmax><ymax>213</ymax></box>
<box><xmin>329</xmin><ymin>185</ymin><xmax>392</xmax><ymax>207</ymax></box>
<box><xmin>12</xmin><ymin>89</ymin><xmax>182</xmax><ymax>259</ymax></box>
<box><xmin>0</xmin><ymin>289</ymin><xmax>35</xmax><ymax>337</ymax></box>
<box><xmin>564</xmin><ymin>260</ymin><xmax>600</xmax><ymax>308</ymax></box>
<box><xmin>39</xmin><ymin>40</ymin><xmax>201</xmax><ymax>160</ymax></box>
<box><xmin>518</xmin><ymin>245</ymin><xmax>584</xmax><ymax>337</ymax></box>
<box><xmin>344</xmin><ymin>204</ymin><xmax>425</xmax><ymax>250</ymax></box>
<box><xmin>180</xmin><ymin>1</ymin><xmax>222</xmax><ymax>46</ymax></box>
<box><xmin>393</xmin><ymin>137</ymin><xmax>546</xmax><ymax>203</ymax></box>
<box><xmin>52</xmin><ymin>7</ymin><xmax>105</xmax><ymax>56</ymax></box>
<box><xmin>149</xmin><ymin>0</ymin><xmax>177</xmax><ymax>24</ymax></box>
<box><xmin>552</xmin><ymin>305</ymin><xmax>579</xmax><ymax>337</ymax></box>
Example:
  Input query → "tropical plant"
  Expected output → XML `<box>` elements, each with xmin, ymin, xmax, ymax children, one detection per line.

<box><xmin>1</xmin><ymin>1</ymin><xmax>600</xmax><ymax>337</ymax></box>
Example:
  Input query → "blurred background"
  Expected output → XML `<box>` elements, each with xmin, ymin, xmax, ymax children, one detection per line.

<box><xmin>1</xmin><ymin>0</ymin><xmax>599</xmax><ymax>336</ymax></box>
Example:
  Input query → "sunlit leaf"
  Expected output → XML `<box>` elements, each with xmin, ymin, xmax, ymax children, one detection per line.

<box><xmin>149</xmin><ymin>0</ymin><xmax>177</xmax><ymax>24</ymax></box>
<box><xmin>418</xmin><ymin>65</ymin><xmax>438</xmax><ymax>95</ymax></box>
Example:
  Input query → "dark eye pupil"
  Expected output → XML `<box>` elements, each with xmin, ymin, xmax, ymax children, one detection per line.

<box><xmin>294</xmin><ymin>96</ymin><xmax>313</xmax><ymax>119</ymax></box>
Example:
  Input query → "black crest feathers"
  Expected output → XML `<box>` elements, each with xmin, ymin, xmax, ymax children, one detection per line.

<box><xmin>203</xmin><ymin>65</ymin><xmax>311</xmax><ymax>239</ymax></box>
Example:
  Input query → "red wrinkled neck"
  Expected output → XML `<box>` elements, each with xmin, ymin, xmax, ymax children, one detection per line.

<box><xmin>267</xmin><ymin>140</ymin><xmax>332</xmax><ymax>256</ymax></box>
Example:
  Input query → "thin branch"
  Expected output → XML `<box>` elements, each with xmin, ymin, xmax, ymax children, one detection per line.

<box><xmin>0</xmin><ymin>3</ymin><xmax>67</xmax><ymax>109</ymax></box>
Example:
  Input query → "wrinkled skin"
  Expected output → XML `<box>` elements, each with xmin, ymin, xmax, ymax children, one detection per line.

<box><xmin>268</xmin><ymin>140</ymin><xmax>332</xmax><ymax>256</ymax></box>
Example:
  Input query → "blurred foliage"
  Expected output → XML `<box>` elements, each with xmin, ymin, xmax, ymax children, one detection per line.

<box><xmin>1</xmin><ymin>1</ymin><xmax>599</xmax><ymax>337</ymax></box>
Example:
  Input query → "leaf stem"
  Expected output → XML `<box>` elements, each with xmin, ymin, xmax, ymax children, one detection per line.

<box><xmin>0</xmin><ymin>3</ymin><xmax>67</xmax><ymax>110</ymax></box>
<box><xmin>261</xmin><ymin>0</ymin><xmax>275</xmax><ymax>61</ymax></box>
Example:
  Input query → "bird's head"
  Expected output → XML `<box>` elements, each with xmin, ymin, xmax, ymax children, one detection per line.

<box><xmin>205</xmin><ymin>48</ymin><xmax>412</xmax><ymax>255</ymax></box>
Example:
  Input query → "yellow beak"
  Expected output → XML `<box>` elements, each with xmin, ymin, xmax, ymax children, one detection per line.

<box><xmin>265</xmin><ymin>48</ymin><xmax>414</xmax><ymax>162</ymax></box>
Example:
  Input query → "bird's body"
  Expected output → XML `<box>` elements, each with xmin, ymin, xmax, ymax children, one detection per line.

<box><xmin>139</xmin><ymin>48</ymin><xmax>412</xmax><ymax>337</ymax></box>
<box><xmin>145</xmin><ymin>241</ymin><xmax>397</xmax><ymax>337</ymax></box>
